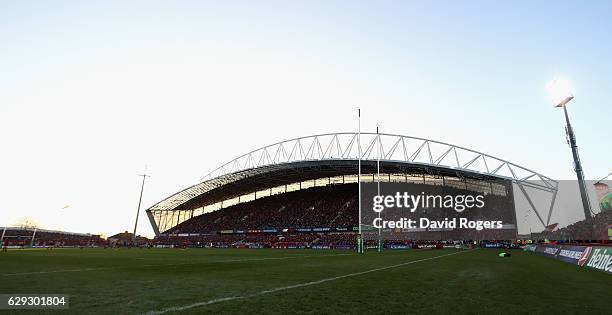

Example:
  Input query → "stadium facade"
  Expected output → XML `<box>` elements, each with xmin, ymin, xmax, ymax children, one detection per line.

<box><xmin>146</xmin><ymin>132</ymin><xmax>559</xmax><ymax>239</ymax></box>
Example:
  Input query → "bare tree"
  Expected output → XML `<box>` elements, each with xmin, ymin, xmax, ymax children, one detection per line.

<box><xmin>15</xmin><ymin>217</ymin><xmax>40</xmax><ymax>229</ymax></box>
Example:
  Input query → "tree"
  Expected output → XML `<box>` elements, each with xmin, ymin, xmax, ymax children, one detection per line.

<box><xmin>15</xmin><ymin>217</ymin><xmax>40</xmax><ymax>229</ymax></box>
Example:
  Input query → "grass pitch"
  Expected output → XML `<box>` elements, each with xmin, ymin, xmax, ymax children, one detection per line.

<box><xmin>1</xmin><ymin>248</ymin><xmax>610</xmax><ymax>314</ymax></box>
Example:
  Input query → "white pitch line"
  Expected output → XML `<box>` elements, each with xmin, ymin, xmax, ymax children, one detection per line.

<box><xmin>142</xmin><ymin>250</ymin><xmax>472</xmax><ymax>315</ymax></box>
<box><xmin>2</xmin><ymin>253</ymin><xmax>353</xmax><ymax>276</ymax></box>
<box><xmin>3</xmin><ymin>267</ymin><xmax>108</xmax><ymax>276</ymax></box>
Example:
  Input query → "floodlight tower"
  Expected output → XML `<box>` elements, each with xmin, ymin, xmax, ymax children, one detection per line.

<box><xmin>357</xmin><ymin>109</ymin><xmax>363</xmax><ymax>254</ymax></box>
<box><xmin>133</xmin><ymin>170</ymin><xmax>150</xmax><ymax>243</ymax></box>
<box><xmin>554</xmin><ymin>95</ymin><xmax>593</xmax><ymax>226</ymax></box>
<box><xmin>376</xmin><ymin>126</ymin><xmax>382</xmax><ymax>253</ymax></box>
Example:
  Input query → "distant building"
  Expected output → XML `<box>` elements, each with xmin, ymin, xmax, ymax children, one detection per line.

<box><xmin>108</xmin><ymin>231</ymin><xmax>150</xmax><ymax>246</ymax></box>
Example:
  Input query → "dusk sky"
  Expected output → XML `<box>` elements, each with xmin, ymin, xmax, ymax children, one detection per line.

<box><xmin>1</xmin><ymin>1</ymin><xmax>610</xmax><ymax>237</ymax></box>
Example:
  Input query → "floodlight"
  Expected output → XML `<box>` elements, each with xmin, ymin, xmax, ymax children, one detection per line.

<box><xmin>546</xmin><ymin>76</ymin><xmax>574</xmax><ymax>107</ymax></box>
<box><xmin>547</xmin><ymin>76</ymin><xmax>593</xmax><ymax>227</ymax></box>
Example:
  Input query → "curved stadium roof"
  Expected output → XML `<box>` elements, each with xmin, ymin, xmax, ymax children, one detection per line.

<box><xmin>146</xmin><ymin>132</ymin><xmax>559</xmax><ymax>234</ymax></box>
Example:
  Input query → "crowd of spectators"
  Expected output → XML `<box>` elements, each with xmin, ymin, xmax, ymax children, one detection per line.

<box><xmin>169</xmin><ymin>183</ymin><xmax>516</xmax><ymax>235</ymax></box>
<box><xmin>1</xmin><ymin>228</ymin><xmax>104</xmax><ymax>247</ymax></box>
<box><xmin>168</xmin><ymin>184</ymin><xmax>358</xmax><ymax>234</ymax></box>
<box><xmin>162</xmin><ymin>181</ymin><xmax>520</xmax><ymax>245</ymax></box>
<box><xmin>538</xmin><ymin>210</ymin><xmax>612</xmax><ymax>241</ymax></box>
<box><xmin>152</xmin><ymin>232</ymin><xmax>501</xmax><ymax>249</ymax></box>
<box><xmin>155</xmin><ymin>233</ymin><xmax>325</xmax><ymax>248</ymax></box>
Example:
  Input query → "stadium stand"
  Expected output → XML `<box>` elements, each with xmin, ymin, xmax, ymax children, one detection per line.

<box><xmin>538</xmin><ymin>210</ymin><xmax>612</xmax><ymax>242</ymax></box>
<box><xmin>153</xmin><ymin>182</ymin><xmax>521</xmax><ymax>248</ymax></box>
<box><xmin>0</xmin><ymin>227</ymin><xmax>104</xmax><ymax>247</ymax></box>
<box><xmin>167</xmin><ymin>185</ymin><xmax>358</xmax><ymax>234</ymax></box>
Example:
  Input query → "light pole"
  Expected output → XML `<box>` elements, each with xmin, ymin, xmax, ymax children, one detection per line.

<box><xmin>554</xmin><ymin>95</ymin><xmax>593</xmax><ymax>232</ymax></box>
<box><xmin>376</xmin><ymin>126</ymin><xmax>382</xmax><ymax>253</ymax></box>
<box><xmin>133</xmin><ymin>170</ymin><xmax>150</xmax><ymax>244</ymax></box>
<box><xmin>357</xmin><ymin>109</ymin><xmax>363</xmax><ymax>254</ymax></box>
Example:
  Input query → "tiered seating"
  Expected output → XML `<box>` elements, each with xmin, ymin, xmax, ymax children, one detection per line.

<box><xmin>1</xmin><ymin>228</ymin><xmax>103</xmax><ymax>247</ymax></box>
